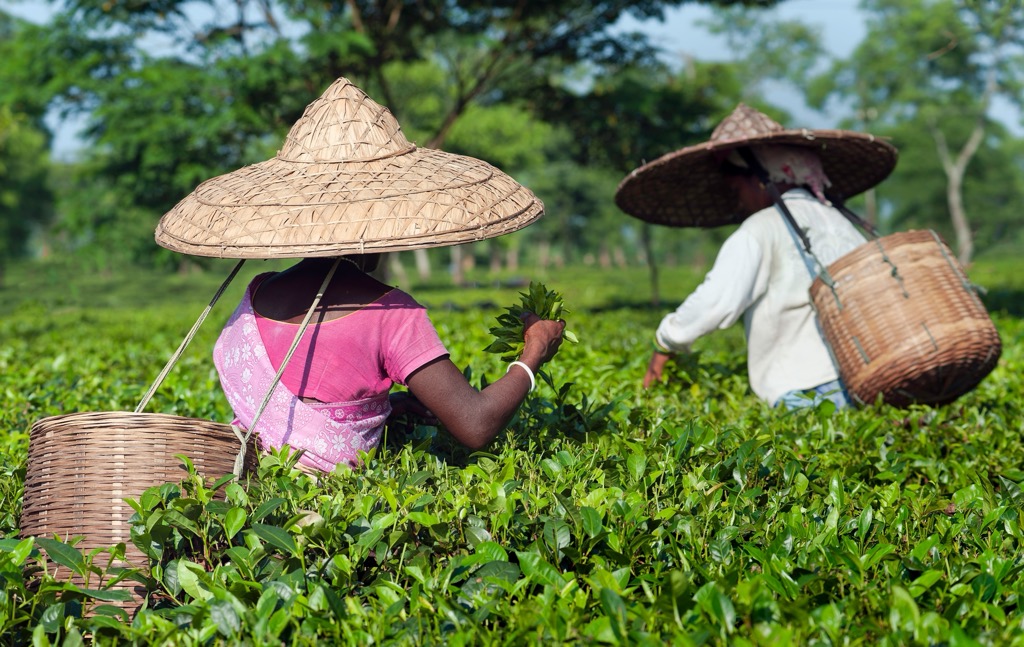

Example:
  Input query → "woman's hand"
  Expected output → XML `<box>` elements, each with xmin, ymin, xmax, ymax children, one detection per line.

<box><xmin>520</xmin><ymin>312</ymin><xmax>566</xmax><ymax>368</ymax></box>
<box><xmin>643</xmin><ymin>350</ymin><xmax>672</xmax><ymax>389</ymax></box>
<box><xmin>404</xmin><ymin>312</ymin><xmax>567</xmax><ymax>451</ymax></box>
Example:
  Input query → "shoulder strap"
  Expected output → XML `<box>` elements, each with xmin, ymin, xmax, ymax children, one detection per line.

<box><xmin>737</xmin><ymin>148</ymin><xmax>823</xmax><ymax>280</ymax></box>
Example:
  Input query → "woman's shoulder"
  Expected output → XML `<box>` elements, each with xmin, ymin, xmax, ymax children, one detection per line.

<box><xmin>379</xmin><ymin>286</ymin><xmax>425</xmax><ymax>307</ymax></box>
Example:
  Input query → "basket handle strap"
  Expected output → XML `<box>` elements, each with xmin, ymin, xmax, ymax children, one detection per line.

<box><xmin>135</xmin><ymin>259</ymin><xmax>247</xmax><ymax>413</ymax></box>
<box><xmin>737</xmin><ymin>147</ymin><xmax>848</xmax><ymax>379</ymax></box>
<box><xmin>736</xmin><ymin>148</ymin><xmax>829</xmax><ymax>280</ymax></box>
<box><xmin>829</xmin><ymin>196</ymin><xmax>880</xmax><ymax>239</ymax></box>
<box><xmin>232</xmin><ymin>257</ymin><xmax>342</xmax><ymax>477</ymax></box>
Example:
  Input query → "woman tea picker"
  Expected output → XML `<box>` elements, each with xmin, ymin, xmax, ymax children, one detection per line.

<box><xmin>615</xmin><ymin>104</ymin><xmax>897</xmax><ymax>410</ymax></box>
<box><xmin>154</xmin><ymin>78</ymin><xmax>565</xmax><ymax>473</ymax></box>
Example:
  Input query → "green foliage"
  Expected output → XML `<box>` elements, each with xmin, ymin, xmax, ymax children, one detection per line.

<box><xmin>447</xmin><ymin>103</ymin><xmax>564</xmax><ymax>173</ymax></box>
<box><xmin>700</xmin><ymin>4</ymin><xmax>827</xmax><ymax>104</ymax></box>
<box><xmin>871</xmin><ymin>118</ymin><xmax>1024</xmax><ymax>250</ymax></box>
<box><xmin>1</xmin><ymin>262</ymin><xmax>1023</xmax><ymax>642</ymax></box>
<box><xmin>0</xmin><ymin>0</ymin><xmax>794</xmax><ymax>274</ymax></box>
<box><xmin>806</xmin><ymin>0</ymin><xmax>1024</xmax><ymax>262</ymax></box>
<box><xmin>533</xmin><ymin>60</ymin><xmax>743</xmax><ymax>175</ymax></box>
<box><xmin>485</xmin><ymin>281</ymin><xmax>578</xmax><ymax>362</ymax></box>
<box><xmin>0</xmin><ymin>106</ymin><xmax>53</xmax><ymax>272</ymax></box>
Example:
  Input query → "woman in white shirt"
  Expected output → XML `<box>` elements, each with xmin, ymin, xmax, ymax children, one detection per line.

<box><xmin>615</xmin><ymin>104</ymin><xmax>897</xmax><ymax>409</ymax></box>
<box><xmin>645</xmin><ymin>152</ymin><xmax>864</xmax><ymax>408</ymax></box>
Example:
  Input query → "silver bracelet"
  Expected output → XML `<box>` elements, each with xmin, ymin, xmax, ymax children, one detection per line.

<box><xmin>507</xmin><ymin>361</ymin><xmax>536</xmax><ymax>393</ymax></box>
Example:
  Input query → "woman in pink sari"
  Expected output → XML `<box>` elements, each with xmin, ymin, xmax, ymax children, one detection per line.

<box><xmin>213</xmin><ymin>254</ymin><xmax>564</xmax><ymax>473</ymax></box>
<box><xmin>156</xmin><ymin>77</ymin><xmax>565</xmax><ymax>473</ymax></box>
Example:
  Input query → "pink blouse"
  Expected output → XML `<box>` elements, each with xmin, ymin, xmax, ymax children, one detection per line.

<box><xmin>251</xmin><ymin>275</ymin><xmax>449</xmax><ymax>403</ymax></box>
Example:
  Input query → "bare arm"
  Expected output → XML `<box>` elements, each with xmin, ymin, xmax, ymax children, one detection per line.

<box><xmin>643</xmin><ymin>350</ymin><xmax>673</xmax><ymax>389</ymax></box>
<box><xmin>405</xmin><ymin>314</ymin><xmax>565</xmax><ymax>450</ymax></box>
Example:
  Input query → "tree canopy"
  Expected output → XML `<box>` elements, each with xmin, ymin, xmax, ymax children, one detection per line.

<box><xmin>1</xmin><ymin>0</ymin><xmax>1023</xmax><ymax>272</ymax></box>
<box><xmin>0</xmin><ymin>104</ymin><xmax>52</xmax><ymax>282</ymax></box>
<box><xmin>808</xmin><ymin>0</ymin><xmax>1024</xmax><ymax>264</ymax></box>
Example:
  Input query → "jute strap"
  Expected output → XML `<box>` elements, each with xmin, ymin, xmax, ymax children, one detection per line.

<box><xmin>136</xmin><ymin>260</ymin><xmax>247</xmax><ymax>412</ymax></box>
<box><xmin>135</xmin><ymin>258</ymin><xmax>343</xmax><ymax>479</ymax></box>
<box><xmin>735</xmin><ymin>147</ymin><xmax>882</xmax><ymax>307</ymax></box>
<box><xmin>736</xmin><ymin>147</ymin><xmax>849</xmax><ymax>378</ymax></box>
<box><xmin>231</xmin><ymin>258</ymin><xmax>341</xmax><ymax>477</ymax></box>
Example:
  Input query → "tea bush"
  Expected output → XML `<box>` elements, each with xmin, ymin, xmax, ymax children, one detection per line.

<box><xmin>1</xmin><ymin>263</ymin><xmax>1022</xmax><ymax>645</ymax></box>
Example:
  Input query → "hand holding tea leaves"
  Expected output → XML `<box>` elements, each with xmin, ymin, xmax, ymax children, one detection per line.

<box><xmin>485</xmin><ymin>281</ymin><xmax>578</xmax><ymax>362</ymax></box>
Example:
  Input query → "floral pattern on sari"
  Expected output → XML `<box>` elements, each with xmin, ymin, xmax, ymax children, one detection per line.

<box><xmin>213</xmin><ymin>279</ymin><xmax>390</xmax><ymax>472</ymax></box>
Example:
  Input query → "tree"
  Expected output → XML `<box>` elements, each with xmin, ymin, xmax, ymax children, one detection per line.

<box><xmin>528</xmin><ymin>58</ymin><xmax>749</xmax><ymax>302</ymax></box>
<box><xmin>808</xmin><ymin>0</ymin><xmax>1024</xmax><ymax>264</ymax></box>
<box><xmin>865</xmin><ymin>115</ymin><xmax>1024</xmax><ymax>258</ymax></box>
<box><xmin>4</xmin><ymin>0</ymin><xmax>782</xmax><ymax>273</ymax></box>
<box><xmin>700</xmin><ymin>4</ymin><xmax>826</xmax><ymax>107</ymax></box>
<box><xmin>0</xmin><ymin>106</ymin><xmax>54</xmax><ymax>284</ymax></box>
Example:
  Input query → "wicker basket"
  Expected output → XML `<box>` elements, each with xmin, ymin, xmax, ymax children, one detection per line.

<box><xmin>20</xmin><ymin>411</ymin><xmax>256</xmax><ymax>610</ymax></box>
<box><xmin>810</xmin><ymin>230</ymin><xmax>1001</xmax><ymax>407</ymax></box>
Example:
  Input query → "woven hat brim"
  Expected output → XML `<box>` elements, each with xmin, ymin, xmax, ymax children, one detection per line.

<box><xmin>155</xmin><ymin>148</ymin><xmax>543</xmax><ymax>258</ymax></box>
<box><xmin>615</xmin><ymin>129</ymin><xmax>898</xmax><ymax>228</ymax></box>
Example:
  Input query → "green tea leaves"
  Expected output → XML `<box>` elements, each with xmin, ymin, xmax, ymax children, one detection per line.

<box><xmin>485</xmin><ymin>281</ymin><xmax>577</xmax><ymax>361</ymax></box>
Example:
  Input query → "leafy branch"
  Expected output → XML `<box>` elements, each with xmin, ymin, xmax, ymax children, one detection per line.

<box><xmin>484</xmin><ymin>281</ymin><xmax>578</xmax><ymax>362</ymax></box>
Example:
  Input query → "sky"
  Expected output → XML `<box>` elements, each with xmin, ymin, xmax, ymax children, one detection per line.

<box><xmin>627</xmin><ymin>0</ymin><xmax>865</xmax><ymax>62</ymax></box>
<box><xmin>618</xmin><ymin>0</ymin><xmax>867</xmax><ymax>128</ymax></box>
<box><xmin>1</xmin><ymin>0</ymin><xmax>1016</xmax><ymax>158</ymax></box>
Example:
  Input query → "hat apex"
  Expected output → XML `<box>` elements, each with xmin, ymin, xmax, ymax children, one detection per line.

<box><xmin>709</xmin><ymin>103</ymin><xmax>786</xmax><ymax>143</ymax></box>
<box><xmin>278</xmin><ymin>77</ymin><xmax>415</xmax><ymax>163</ymax></box>
<box><xmin>155</xmin><ymin>77</ymin><xmax>544</xmax><ymax>258</ymax></box>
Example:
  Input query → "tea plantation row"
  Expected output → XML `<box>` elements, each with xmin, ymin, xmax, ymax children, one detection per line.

<box><xmin>0</xmin><ymin>263</ymin><xmax>1022</xmax><ymax>645</ymax></box>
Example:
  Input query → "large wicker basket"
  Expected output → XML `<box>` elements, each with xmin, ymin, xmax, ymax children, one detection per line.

<box><xmin>810</xmin><ymin>230</ymin><xmax>1001</xmax><ymax>407</ymax></box>
<box><xmin>20</xmin><ymin>411</ymin><xmax>256</xmax><ymax>610</ymax></box>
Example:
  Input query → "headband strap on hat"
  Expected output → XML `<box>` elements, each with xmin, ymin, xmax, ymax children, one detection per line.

<box><xmin>727</xmin><ymin>145</ymin><xmax>833</xmax><ymax>205</ymax></box>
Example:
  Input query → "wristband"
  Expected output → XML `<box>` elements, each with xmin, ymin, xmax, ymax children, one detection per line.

<box><xmin>507</xmin><ymin>361</ymin><xmax>536</xmax><ymax>393</ymax></box>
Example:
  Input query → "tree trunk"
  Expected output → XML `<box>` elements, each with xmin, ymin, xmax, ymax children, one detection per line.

<box><xmin>947</xmin><ymin>170</ymin><xmax>973</xmax><ymax>265</ymax></box>
<box><xmin>505</xmin><ymin>246</ymin><xmax>519</xmax><ymax>272</ymax></box>
<box><xmin>864</xmin><ymin>187</ymin><xmax>878</xmax><ymax>227</ymax></box>
<box><xmin>489</xmin><ymin>240</ymin><xmax>502</xmax><ymax>273</ymax></box>
<box><xmin>927</xmin><ymin>61</ymin><xmax>995</xmax><ymax>266</ymax></box>
<box><xmin>640</xmin><ymin>223</ymin><xmax>660</xmax><ymax>307</ymax></box>
<box><xmin>387</xmin><ymin>252</ymin><xmax>408</xmax><ymax>286</ymax></box>
<box><xmin>450</xmin><ymin>245</ymin><xmax>464</xmax><ymax>286</ymax></box>
<box><xmin>613</xmin><ymin>246</ymin><xmax>627</xmax><ymax>268</ymax></box>
<box><xmin>413</xmin><ymin>248</ymin><xmax>431</xmax><ymax>280</ymax></box>
<box><xmin>929</xmin><ymin>119</ymin><xmax>984</xmax><ymax>266</ymax></box>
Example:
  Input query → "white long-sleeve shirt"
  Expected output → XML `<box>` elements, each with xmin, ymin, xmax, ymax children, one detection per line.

<box><xmin>655</xmin><ymin>189</ymin><xmax>867</xmax><ymax>404</ymax></box>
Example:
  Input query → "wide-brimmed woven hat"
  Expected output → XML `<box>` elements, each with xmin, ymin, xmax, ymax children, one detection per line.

<box><xmin>155</xmin><ymin>78</ymin><xmax>543</xmax><ymax>258</ymax></box>
<box><xmin>614</xmin><ymin>103</ymin><xmax>898</xmax><ymax>228</ymax></box>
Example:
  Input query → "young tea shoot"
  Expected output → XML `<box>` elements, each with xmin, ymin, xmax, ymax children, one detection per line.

<box><xmin>484</xmin><ymin>281</ymin><xmax>578</xmax><ymax>362</ymax></box>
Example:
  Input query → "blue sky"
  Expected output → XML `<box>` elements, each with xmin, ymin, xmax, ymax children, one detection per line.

<box><xmin>617</xmin><ymin>0</ymin><xmax>867</xmax><ymax>129</ymax></box>
<box><xmin>628</xmin><ymin>0</ymin><xmax>865</xmax><ymax>61</ymax></box>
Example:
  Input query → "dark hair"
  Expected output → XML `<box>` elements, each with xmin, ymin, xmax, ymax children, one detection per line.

<box><xmin>720</xmin><ymin>159</ymin><xmax>756</xmax><ymax>177</ymax></box>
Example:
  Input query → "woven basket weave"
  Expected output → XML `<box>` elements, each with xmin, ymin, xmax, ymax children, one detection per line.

<box><xmin>615</xmin><ymin>103</ymin><xmax>897</xmax><ymax>228</ymax></box>
<box><xmin>20</xmin><ymin>411</ymin><xmax>256</xmax><ymax>610</ymax></box>
<box><xmin>155</xmin><ymin>77</ymin><xmax>543</xmax><ymax>258</ymax></box>
<box><xmin>810</xmin><ymin>230</ymin><xmax>1001</xmax><ymax>407</ymax></box>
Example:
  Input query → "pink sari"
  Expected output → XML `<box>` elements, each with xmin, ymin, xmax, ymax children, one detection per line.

<box><xmin>213</xmin><ymin>283</ymin><xmax>391</xmax><ymax>472</ymax></box>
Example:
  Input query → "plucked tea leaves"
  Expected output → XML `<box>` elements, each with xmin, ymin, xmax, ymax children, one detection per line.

<box><xmin>485</xmin><ymin>281</ymin><xmax>578</xmax><ymax>361</ymax></box>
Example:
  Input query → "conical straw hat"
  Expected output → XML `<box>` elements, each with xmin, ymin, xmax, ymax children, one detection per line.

<box><xmin>155</xmin><ymin>78</ymin><xmax>544</xmax><ymax>258</ymax></box>
<box><xmin>615</xmin><ymin>103</ymin><xmax>898</xmax><ymax>228</ymax></box>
